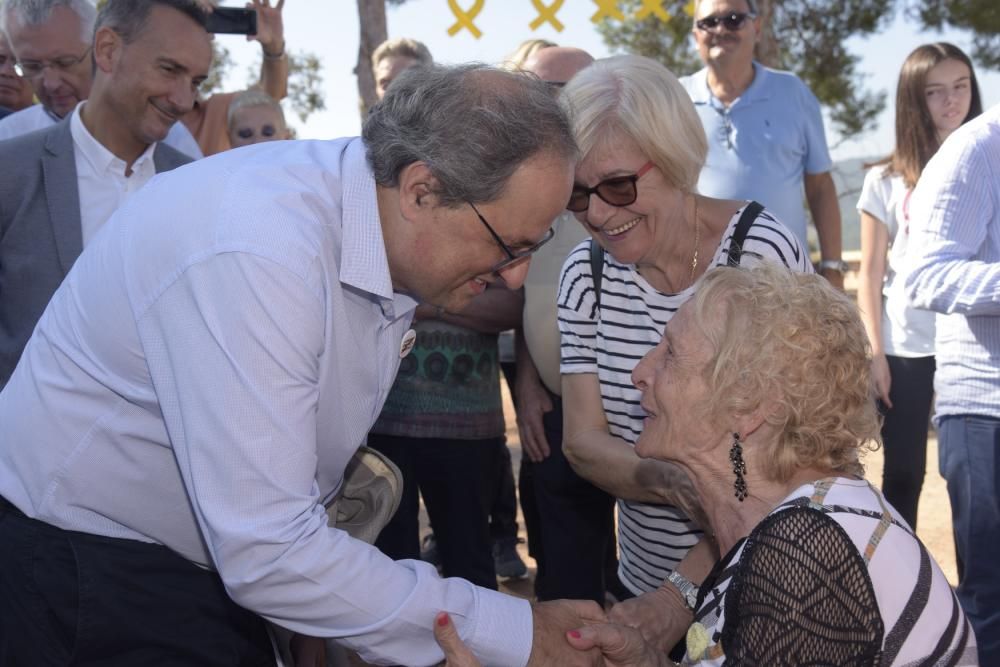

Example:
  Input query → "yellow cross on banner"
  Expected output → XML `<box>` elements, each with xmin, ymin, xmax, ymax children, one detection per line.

<box><xmin>529</xmin><ymin>0</ymin><xmax>566</xmax><ymax>31</ymax></box>
<box><xmin>635</xmin><ymin>0</ymin><xmax>670</xmax><ymax>21</ymax></box>
<box><xmin>446</xmin><ymin>0</ymin><xmax>485</xmax><ymax>38</ymax></box>
<box><xmin>683</xmin><ymin>0</ymin><xmax>696</xmax><ymax>17</ymax></box>
<box><xmin>591</xmin><ymin>0</ymin><xmax>625</xmax><ymax>22</ymax></box>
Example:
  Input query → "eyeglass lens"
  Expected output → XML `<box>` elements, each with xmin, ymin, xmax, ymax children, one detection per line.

<box><xmin>696</xmin><ymin>12</ymin><xmax>753</xmax><ymax>31</ymax></box>
<box><xmin>14</xmin><ymin>48</ymin><xmax>89</xmax><ymax>78</ymax></box>
<box><xmin>567</xmin><ymin>162</ymin><xmax>653</xmax><ymax>213</ymax></box>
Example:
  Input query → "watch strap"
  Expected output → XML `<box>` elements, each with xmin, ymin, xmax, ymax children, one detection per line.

<box><xmin>818</xmin><ymin>259</ymin><xmax>849</xmax><ymax>273</ymax></box>
<box><xmin>666</xmin><ymin>570</ymin><xmax>699</xmax><ymax>611</ymax></box>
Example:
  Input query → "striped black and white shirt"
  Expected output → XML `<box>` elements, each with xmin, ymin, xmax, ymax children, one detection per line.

<box><xmin>557</xmin><ymin>205</ymin><xmax>812</xmax><ymax>594</ymax></box>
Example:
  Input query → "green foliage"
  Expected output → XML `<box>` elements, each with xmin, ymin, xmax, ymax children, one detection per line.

<box><xmin>201</xmin><ymin>40</ymin><xmax>234</xmax><ymax>98</ymax></box>
<box><xmin>912</xmin><ymin>0</ymin><xmax>1000</xmax><ymax>68</ymax></box>
<box><xmin>596</xmin><ymin>0</ymin><xmax>702</xmax><ymax>75</ymax></box>
<box><xmin>767</xmin><ymin>0</ymin><xmax>893</xmax><ymax>137</ymax></box>
<box><xmin>286</xmin><ymin>51</ymin><xmax>326</xmax><ymax>123</ymax></box>
<box><xmin>236</xmin><ymin>50</ymin><xmax>327</xmax><ymax>123</ymax></box>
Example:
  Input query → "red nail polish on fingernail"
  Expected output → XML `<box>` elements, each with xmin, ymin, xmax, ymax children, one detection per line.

<box><xmin>437</xmin><ymin>613</ymin><xmax>450</xmax><ymax>627</ymax></box>
<box><xmin>568</xmin><ymin>630</ymin><xmax>581</xmax><ymax>639</ymax></box>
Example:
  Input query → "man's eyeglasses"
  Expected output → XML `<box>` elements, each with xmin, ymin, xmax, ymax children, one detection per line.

<box><xmin>468</xmin><ymin>201</ymin><xmax>555</xmax><ymax>277</ymax></box>
<box><xmin>694</xmin><ymin>12</ymin><xmax>756</xmax><ymax>32</ymax></box>
<box><xmin>0</xmin><ymin>53</ymin><xmax>17</xmax><ymax>71</ymax></box>
<box><xmin>14</xmin><ymin>47</ymin><xmax>92</xmax><ymax>79</ymax></box>
<box><xmin>566</xmin><ymin>161</ymin><xmax>655</xmax><ymax>213</ymax></box>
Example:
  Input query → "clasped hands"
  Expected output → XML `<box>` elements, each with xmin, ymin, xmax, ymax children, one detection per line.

<box><xmin>434</xmin><ymin>599</ymin><xmax>669</xmax><ymax>667</ymax></box>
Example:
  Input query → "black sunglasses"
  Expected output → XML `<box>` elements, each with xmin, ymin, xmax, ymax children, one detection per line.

<box><xmin>468</xmin><ymin>202</ymin><xmax>555</xmax><ymax>278</ymax></box>
<box><xmin>567</xmin><ymin>161</ymin><xmax>655</xmax><ymax>213</ymax></box>
<box><xmin>695</xmin><ymin>11</ymin><xmax>756</xmax><ymax>32</ymax></box>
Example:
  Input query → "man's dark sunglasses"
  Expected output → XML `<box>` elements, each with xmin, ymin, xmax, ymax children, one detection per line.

<box><xmin>566</xmin><ymin>161</ymin><xmax>655</xmax><ymax>213</ymax></box>
<box><xmin>695</xmin><ymin>11</ymin><xmax>756</xmax><ymax>32</ymax></box>
<box><xmin>468</xmin><ymin>202</ymin><xmax>555</xmax><ymax>277</ymax></box>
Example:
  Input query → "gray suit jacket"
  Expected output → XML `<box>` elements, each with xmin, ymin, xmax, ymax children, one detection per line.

<box><xmin>0</xmin><ymin>116</ymin><xmax>192</xmax><ymax>386</ymax></box>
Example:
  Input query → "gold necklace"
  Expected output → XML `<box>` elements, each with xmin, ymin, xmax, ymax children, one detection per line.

<box><xmin>689</xmin><ymin>195</ymin><xmax>701</xmax><ymax>285</ymax></box>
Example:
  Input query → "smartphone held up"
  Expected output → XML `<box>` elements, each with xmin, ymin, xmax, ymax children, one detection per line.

<box><xmin>206</xmin><ymin>7</ymin><xmax>257</xmax><ymax>35</ymax></box>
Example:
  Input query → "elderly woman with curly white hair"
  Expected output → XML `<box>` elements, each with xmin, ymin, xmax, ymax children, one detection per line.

<box><xmin>434</xmin><ymin>264</ymin><xmax>977</xmax><ymax>666</ymax></box>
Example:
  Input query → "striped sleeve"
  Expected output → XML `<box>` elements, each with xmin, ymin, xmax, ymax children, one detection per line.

<box><xmin>557</xmin><ymin>240</ymin><xmax>600</xmax><ymax>375</ymax></box>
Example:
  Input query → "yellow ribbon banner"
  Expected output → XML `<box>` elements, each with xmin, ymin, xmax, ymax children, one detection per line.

<box><xmin>529</xmin><ymin>0</ymin><xmax>566</xmax><ymax>31</ymax></box>
<box><xmin>635</xmin><ymin>0</ymin><xmax>670</xmax><ymax>21</ymax></box>
<box><xmin>447</xmin><ymin>0</ymin><xmax>485</xmax><ymax>38</ymax></box>
<box><xmin>590</xmin><ymin>0</ymin><xmax>625</xmax><ymax>22</ymax></box>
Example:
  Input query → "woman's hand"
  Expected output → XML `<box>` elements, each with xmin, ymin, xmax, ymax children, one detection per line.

<box><xmin>871</xmin><ymin>353</ymin><xmax>893</xmax><ymax>409</ymax></box>
<box><xmin>607</xmin><ymin>587</ymin><xmax>683</xmax><ymax>653</ymax></box>
<box><xmin>565</xmin><ymin>623</ymin><xmax>673</xmax><ymax>667</ymax></box>
<box><xmin>433</xmin><ymin>613</ymin><xmax>482</xmax><ymax>667</ymax></box>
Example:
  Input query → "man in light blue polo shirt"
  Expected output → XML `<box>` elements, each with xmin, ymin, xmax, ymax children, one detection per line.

<box><xmin>680</xmin><ymin>0</ymin><xmax>847</xmax><ymax>288</ymax></box>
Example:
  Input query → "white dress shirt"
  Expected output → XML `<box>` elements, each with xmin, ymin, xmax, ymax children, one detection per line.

<box><xmin>70</xmin><ymin>103</ymin><xmax>157</xmax><ymax>246</ymax></box>
<box><xmin>0</xmin><ymin>102</ymin><xmax>204</xmax><ymax>158</ymax></box>
<box><xmin>0</xmin><ymin>137</ymin><xmax>532</xmax><ymax>667</ymax></box>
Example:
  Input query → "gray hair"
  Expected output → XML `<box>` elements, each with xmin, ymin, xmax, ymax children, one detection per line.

<box><xmin>1</xmin><ymin>0</ymin><xmax>96</xmax><ymax>43</ymax></box>
<box><xmin>227</xmin><ymin>88</ymin><xmax>285</xmax><ymax>128</ymax></box>
<box><xmin>96</xmin><ymin>0</ymin><xmax>207</xmax><ymax>44</ymax></box>
<box><xmin>363</xmin><ymin>63</ymin><xmax>578</xmax><ymax>206</ymax></box>
<box><xmin>561</xmin><ymin>55</ymin><xmax>707</xmax><ymax>192</ymax></box>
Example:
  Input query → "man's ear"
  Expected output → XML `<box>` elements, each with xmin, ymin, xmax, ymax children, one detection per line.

<box><xmin>750</xmin><ymin>15</ymin><xmax>764</xmax><ymax>44</ymax></box>
<box><xmin>397</xmin><ymin>161</ymin><xmax>440</xmax><ymax>222</ymax></box>
<box><xmin>93</xmin><ymin>26</ymin><xmax>121</xmax><ymax>74</ymax></box>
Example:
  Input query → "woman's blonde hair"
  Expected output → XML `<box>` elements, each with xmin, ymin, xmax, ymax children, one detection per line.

<box><xmin>559</xmin><ymin>54</ymin><xmax>707</xmax><ymax>192</ymax></box>
<box><xmin>688</xmin><ymin>264</ymin><xmax>880</xmax><ymax>482</ymax></box>
<box><xmin>503</xmin><ymin>38</ymin><xmax>557</xmax><ymax>71</ymax></box>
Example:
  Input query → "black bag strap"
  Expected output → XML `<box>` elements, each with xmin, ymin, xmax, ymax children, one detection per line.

<box><xmin>726</xmin><ymin>201</ymin><xmax>765</xmax><ymax>267</ymax></box>
<box><xmin>590</xmin><ymin>238</ymin><xmax>604</xmax><ymax>312</ymax></box>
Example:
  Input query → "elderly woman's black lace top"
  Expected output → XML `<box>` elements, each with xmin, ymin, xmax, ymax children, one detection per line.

<box><xmin>682</xmin><ymin>479</ymin><xmax>977</xmax><ymax>666</ymax></box>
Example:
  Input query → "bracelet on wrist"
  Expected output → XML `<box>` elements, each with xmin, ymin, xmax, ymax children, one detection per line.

<box><xmin>818</xmin><ymin>259</ymin><xmax>849</xmax><ymax>273</ymax></box>
<box><xmin>263</xmin><ymin>42</ymin><xmax>286</xmax><ymax>60</ymax></box>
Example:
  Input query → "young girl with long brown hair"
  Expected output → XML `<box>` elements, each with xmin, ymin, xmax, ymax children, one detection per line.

<box><xmin>856</xmin><ymin>42</ymin><xmax>982</xmax><ymax>529</ymax></box>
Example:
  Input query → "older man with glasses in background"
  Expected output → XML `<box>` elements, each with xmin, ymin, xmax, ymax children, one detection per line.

<box><xmin>679</xmin><ymin>0</ymin><xmax>847</xmax><ymax>288</ymax></box>
<box><xmin>0</xmin><ymin>30</ymin><xmax>34</xmax><ymax>118</ymax></box>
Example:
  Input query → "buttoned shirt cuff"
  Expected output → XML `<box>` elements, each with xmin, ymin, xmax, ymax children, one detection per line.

<box><xmin>468</xmin><ymin>590</ymin><xmax>533</xmax><ymax>667</ymax></box>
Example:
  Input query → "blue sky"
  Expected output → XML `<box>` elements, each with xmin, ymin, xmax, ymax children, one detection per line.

<box><xmin>216</xmin><ymin>1</ymin><xmax>999</xmax><ymax>162</ymax></box>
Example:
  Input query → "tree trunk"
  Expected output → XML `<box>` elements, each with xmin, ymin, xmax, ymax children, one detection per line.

<box><xmin>356</xmin><ymin>0</ymin><xmax>388</xmax><ymax>118</ymax></box>
<box><xmin>753</xmin><ymin>0</ymin><xmax>781</xmax><ymax>68</ymax></box>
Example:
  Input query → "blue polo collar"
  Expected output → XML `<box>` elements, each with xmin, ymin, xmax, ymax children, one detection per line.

<box><xmin>690</xmin><ymin>61</ymin><xmax>771</xmax><ymax>109</ymax></box>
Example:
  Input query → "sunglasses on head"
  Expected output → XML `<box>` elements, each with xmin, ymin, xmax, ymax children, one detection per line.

<box><xmin>566</xmin><ymin>161</ymin><xmax>655</xmax><ymax>213</ymax></box>
<box><xmin>695</xmin><ymin>11</ymin><xmax>756</xmax><ymax>32</ymax></box>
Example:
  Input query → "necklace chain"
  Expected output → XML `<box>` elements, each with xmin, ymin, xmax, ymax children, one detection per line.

<box><xmin>689</xmin><ymin>195</ymin><xmax>701</xmax><ymax>285</ymax></box>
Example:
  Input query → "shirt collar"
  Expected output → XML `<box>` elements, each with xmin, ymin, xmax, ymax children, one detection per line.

<box><xmin>70</xmin><ymin>102</ymin><xmax>157</xmax><ymax>177</ymax></box>
<box><xmin>338</xmin><ymin>138</ymin><xmax>413</xmax><ymax>316</ymax></box>
<box><xmin>690</xmin><ymin>61</ymin><xmax>771</xmax><ymax>107</ymax></box>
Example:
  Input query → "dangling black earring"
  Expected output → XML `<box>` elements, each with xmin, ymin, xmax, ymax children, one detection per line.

<box><xmin>730</xmin><ymin>432</ymin><xmax>748</xmax><ymax>501</ymax></box>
